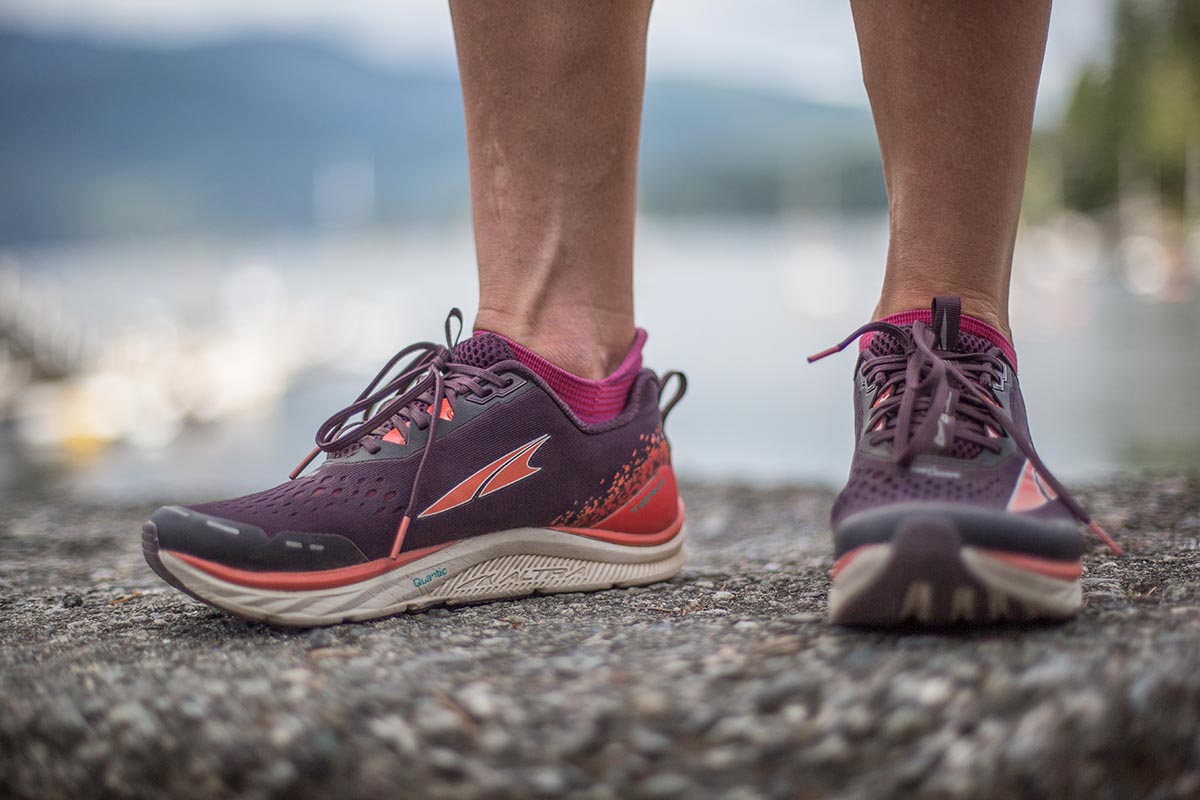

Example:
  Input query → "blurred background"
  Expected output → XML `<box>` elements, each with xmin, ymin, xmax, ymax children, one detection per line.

<box><xmin>0</xmin><ymin>0</ymin><xmax>1197</xmax><ymax>503</ymax></box>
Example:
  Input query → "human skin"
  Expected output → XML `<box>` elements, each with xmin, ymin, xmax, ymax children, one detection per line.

<box><xmin>450</xmin><ymin>0</ymin><xmax>1050</xmax><ymax>360</ymax></box>
<box><xmin>850</xmin><ymin>0</ymin><xmax>1052</xmax><ymax>340</ymax></box>
<box><xmin>450</xmin><ymin>0</ymin><xmax>653</xmax><ymax>379</ymax></box>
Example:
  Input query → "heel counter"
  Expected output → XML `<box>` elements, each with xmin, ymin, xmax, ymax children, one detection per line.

<box><xmin>550</xmin><ymin>414</ymin><xmax>681</xmax><ymax>535</ymax></box>
<box><xmin>591</xmin><ymin>463</ymin><xmax>681</xmax><ymax>535</ymax></box>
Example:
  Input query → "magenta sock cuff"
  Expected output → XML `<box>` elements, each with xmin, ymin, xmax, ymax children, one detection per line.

<box><xmin>488</xmin><ymin>329</ymin><xmax>647</xmax><ymax>424</ymax></box>
<box><xmin>860</xmin><ymin>309</ymin><xmax>1018</xmax><ymax>371</ymax></box>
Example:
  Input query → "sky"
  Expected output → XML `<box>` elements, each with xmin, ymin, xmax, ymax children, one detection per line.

<box><xmin>0</xmin><ymin>0</ymin><xmax>1113</xmax><ymax>120</ymax></box>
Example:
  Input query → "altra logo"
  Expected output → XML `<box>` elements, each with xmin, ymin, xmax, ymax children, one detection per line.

<box><xmin>933</xmin><ymin>392</ymin><xmax>954</xmax><ymax>448</ymax></box>
<box><xmin>418</xmin><ymin>435</ymin><xmax>550</xmax><ymax>518</ymax></box>
<box><xmin>631</xmin><ymin>479</ymin><xmax>665</xmax><ymax>513</ymax></box>
<box><xmin>457</xmin><ymin>564</ymin><xmax>587</xmax><ymax>590</ymax></box>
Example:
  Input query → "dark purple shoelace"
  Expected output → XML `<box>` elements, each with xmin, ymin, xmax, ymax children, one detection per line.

<box><xmin>290</xmin><ymin>309</ymin><xmax>511</xmax><ymax>558</ymax></box>
<box><xmin>809</xmin><ymin>319</ymin><xmax>1122</xmax><ymax>554</ymax></box>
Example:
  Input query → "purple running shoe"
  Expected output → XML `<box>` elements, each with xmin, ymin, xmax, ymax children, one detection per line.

<box><xmin>809</xmin><ymin>297</ymin><xmax>1120</xmax><ymax>626</ymax></box>
<box><xmin>143</xmin><ymin>310</ymin><xmax>687</xmax><ymax>626</ymax></box>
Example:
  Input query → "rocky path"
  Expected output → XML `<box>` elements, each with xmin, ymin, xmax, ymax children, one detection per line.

<box><xmin>3</xmin><ymin>476</ymin><xmax>1200</xmax><ymax>799</ymax></box>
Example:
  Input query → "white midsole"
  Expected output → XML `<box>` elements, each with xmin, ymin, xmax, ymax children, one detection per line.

<box><xmin>960</xmin><ymin>548</ymin><xmax>1081</xmax><ymax>617</ymax></box>
<box><xmin>160</xmin><ymin>524</ymin><xmax>686</xmax><ymax>626</ymax></box>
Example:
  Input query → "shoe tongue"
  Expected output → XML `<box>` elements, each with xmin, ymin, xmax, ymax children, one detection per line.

<box><xmin>867</xmin><ymin>297</ymin><xmax>993</xmax><ymax>358</ymax></box>
<box><xmin>452</xmin><ymin>332</ymin><xmax>515</xmax><ymax>368</ymax></box>
<box><xmin>930</xmin><ymin>296</ymin><xmax>961</xmax><ymax>350</ymax></box>
<box><xmin>866</xmin><ymin>298</ymin><xmax>995</xmax><ymax>462</ymax></box>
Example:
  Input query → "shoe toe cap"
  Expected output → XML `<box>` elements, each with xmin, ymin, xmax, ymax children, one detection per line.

<box><xmin>147</xmin><ymin>505</ymin><xmax>369</xmax><ymax>572</ymax></box>
<box><xmin>833</xmin><ymin>502</ymin><xmax>1083</xmax><ymax>560</ymax></box>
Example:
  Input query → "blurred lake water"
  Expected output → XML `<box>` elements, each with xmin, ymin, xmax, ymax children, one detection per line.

<box><xmin>2</xmin><ymin>214</ymin><xmax>1197</xmax><ymax>502</ymax></box>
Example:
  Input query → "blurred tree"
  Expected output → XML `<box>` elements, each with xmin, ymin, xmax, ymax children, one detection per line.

<box><xmin>1062</xmin><ymin>0</ymin><xmax>1200</xmax><ymax>220</ymax></box>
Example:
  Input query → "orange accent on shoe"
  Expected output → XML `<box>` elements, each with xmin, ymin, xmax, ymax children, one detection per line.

<box><xmin>550</xmin><ymin>499</ymin><xmax>684</xmax><ymax>546</ymax></box>
<box><xmin>390</xmin><ymin>515</ymin><xmax>411</xmax><ymax>559</ymax></box>
<box><xmin>1086</xmin><ymin>520</ymin><xmax>1123</xmax><ymax>556</ymax></box>
<box><xmin>1006</xmin><ymin>460</ymin><xmax>1055</xmax><ymax>513</ymax></box>
<box><xmin>975</xmin><ymin>549</ymin><xmax>1084</xmax><ymax>580</ymax></box>
<box><xmin>166</xmin><ymin>543</ymin><xmax>451</xmax><ymax>591</ymax></box>
<box><xmin>583</xmin><ymin>465</ymin><xmax>680</xmax><ymax>534</ymax></box>
<box><xmin>479</xmin><ymin>438</ymin><xmax>546</xmax><ymax>498</ymax></box>
<box><xmin>289</xmin><ymin>446</ymin><xmax>322</xmax><ymax>480</ymax></box>
<box><xmin>831</xmin><ymin>543</ymin><xmax>1084</xmax><ymax>582</ymax></box>
<box><xmin>830</xmin><ymin>544</ymin><xmax>884</xmax><ymax>578</ymax></box>
<box><xmin>872</xmin><ymin>385</ymin><xmax>893</xmax><ymax>408</ymax></box>
<box><xmin>383</xmin><ymin>427</ymin><xmax>406</xmax><ymax>445</ymax></box>
<box><xmin>551</xmin><ymin>429</ymin><xmax>672</xmax><ymax>529</ymax></box>
<box><xmin>435</xmin><ymin>398</ymin><xmax>454</xmax><ymax>421</ymax></box>
<box><xmin>807</xmin><ymin>345</ymin><xmax>841</xmax><ymax>363</ymax></box>
<box><xmin>419</xmin><ymin>435</ymin><xmax>550</xmax><ymax>518</ymax></box>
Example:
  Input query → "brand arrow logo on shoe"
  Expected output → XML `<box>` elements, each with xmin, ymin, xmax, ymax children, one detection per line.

<box><xmin>419</xmin><ymin>435</ymin><xmax>550</xmax><ymax>518</ymax></box>
<box><xmin>1006</xmin><ymin>459</ymin><xmax>1058</xmax><ymax>513</ymax></box>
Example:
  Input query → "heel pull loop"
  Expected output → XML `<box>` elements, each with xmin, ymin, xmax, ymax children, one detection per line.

<box><xmin>658</xmin><ymin>370</ymin><xmax>688</xmax><ymax>424</ymax></box>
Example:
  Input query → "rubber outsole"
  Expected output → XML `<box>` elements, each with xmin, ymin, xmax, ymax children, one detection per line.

<box><xmin>829</xmin><ymin>514</ymin><xmax>1082</xmax><ymax>627</ymax></box>
<box><xmin>142</xmin><ymin>515</ymin><xmax>685</xmax><ymax>627</ymax></box>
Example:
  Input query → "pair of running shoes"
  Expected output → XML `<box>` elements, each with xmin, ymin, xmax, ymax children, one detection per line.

<box><xmin>142</xmin><ymin>297</ymin><xmax>1120</xmax><ymax>627</ymax></box>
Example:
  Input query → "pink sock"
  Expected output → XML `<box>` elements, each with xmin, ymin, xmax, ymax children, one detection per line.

<box><xmin>489</xmin><ymin>330</ymin><xmax>647</xmax><ymax>424</ymax></box>
<box><xmin>862</xmin><ymin>309</ymin><xmax>1018</xmax><ymax>371</ymax></box>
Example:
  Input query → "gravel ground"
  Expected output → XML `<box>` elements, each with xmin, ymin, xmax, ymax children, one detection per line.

<box><xmin>3</xmin><ymin>475</ymin><xmax>1200</xmax><ymax>799</ymax></box>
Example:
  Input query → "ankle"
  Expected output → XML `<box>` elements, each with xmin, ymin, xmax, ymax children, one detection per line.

<box><xmin>473</xmin><ymin>306</ymin><xmax>635</xmax><ymax>380</ymax></box>
<box><xmin>478</xmin><ymin>324</ymin><xmax>647</xmax><ymax>425</ymax></box>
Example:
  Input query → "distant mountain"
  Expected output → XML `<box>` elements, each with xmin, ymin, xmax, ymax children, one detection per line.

<box><xmin>0</xmin><ymin>32</ymin><xmax>884</xmax><ymax>244</ymax></box>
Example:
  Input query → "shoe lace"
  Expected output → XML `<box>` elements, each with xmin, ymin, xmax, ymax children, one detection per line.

<box><xmin>289</xmin><ymin>308</ymin><xmax>512</xmax><ymax>559</ymax></box>
<box><xmin>808</xmin><ymin>319</ymin><xmax>1122</xmax><ymax>554</ymax></box>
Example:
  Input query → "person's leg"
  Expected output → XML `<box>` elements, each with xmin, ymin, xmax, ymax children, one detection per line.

<box><xmin>851</xmin><ymin>0</ymin><xmax>1052</xmax><ymax>341</ymax></box>
<box><xmin>450</xmin><ymin>0</ymin><xmax>652</xmax><ymax>379</ymax></box>
<box><xmin>144</xmin><ymin>1</ymin><xmax>688</xmax><ymax>626</ymax></box>
<box><xmin>817</xmin><ymin>3</ymin><xmax>1119</xmax><ymax>626</ymax></box>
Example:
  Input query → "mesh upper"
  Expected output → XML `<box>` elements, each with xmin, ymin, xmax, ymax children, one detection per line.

<box><xmin>203</xmin><ymin>470</ymin><xmax>405</xmax><ymax>521</ymax></box>
<box><xmin>864</xmin><ymin>327</ymin><xmax>1001</xmax><ymax>461</ymax></box>
<box><xmin>832</xmin><ymin>460</ymin><xmax>1016</xmax><ymax>522</ymax></box>
<box><xmin>190</xmin><ymin>460</ymin><xmax>419</xmax><ymax>544</ymax></box>
<box><xmin>828</xmin><ymin>446</ymin><xmax>1078</xmax><ymax>533</ymax></box>
<box><xmin>867</xmin><ymin>330</ymin><xmax>996</xmax><ymax>360</ymax></box>
<box><xmin>453</xmin><ymin>333</ymin><xmax>514</xmax><ymax>368</ymax></box>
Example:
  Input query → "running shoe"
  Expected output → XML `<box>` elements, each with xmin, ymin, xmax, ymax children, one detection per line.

<box><xmin>142</xmin><ymin>310</ymin><xmax>687</xmax><ymax>626</ymax></box>
<box><xmin>809</xmin><ymin>297</ymin><xmax>1120</xmax><ymax>626</ymax></box>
